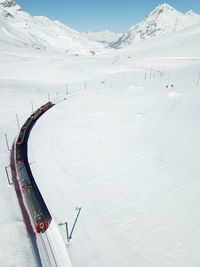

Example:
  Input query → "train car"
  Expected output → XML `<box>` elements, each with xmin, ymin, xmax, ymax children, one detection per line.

<box><xmin>16</xmin><ymin>137</ymin><xmax>24</xmax><ymax>162</ymax></box>
<box><xmin>40</xmin><ymin>101</ymin><xmax>53</xmax><ymax>113</ymax></box>
<box><xmin>22</xmin><ymin>183</ymin><xmax>48</xmax><ymax>233</ymax></box>
<box><xmin>16</xmin><ymin>117</ymin><xmax>33</xmax><ymax>163</ymax></box>
<box><xmin>16</xmin><ymin>128</ymin><xmax>26</xmax><ymax>144</ymax></box>
<box><xmin>16</xmin><ymin>161</ymin><xmax>48</xmax><ymax>233</ymax></box>
<box><xmin>16</xmin><ymin>141</ymin><xmax>24</xmax><ymax>164</ymax></box>
<box><xmin>17</xmin><ymin>117</ymin><xmax>32</xmax><ymax>143</ymax></box>
<box><xmin>16</xmin><ymin>130</ymin><xmax>26</xmax><ymax>164</ymax></box>
<box><xmin>31</xmin><ymin>102</ymin><xmax>53</xmax><ymax>121</ymax></box>
<box><xmin>31</xmin><ymin>108</ymin><xmax>42</xmax><ymax>120</ymax></box>
<box><xmin>21</xmin><ymin>117</ymin><xmax>33</xmax><ymax>130</ymax></box>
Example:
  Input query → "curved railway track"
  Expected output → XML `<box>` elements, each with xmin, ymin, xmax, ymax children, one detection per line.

<box><xmin>39</xmin><ymin>232</ymin><xmax>58</xmax><ymax>267</ymax></box>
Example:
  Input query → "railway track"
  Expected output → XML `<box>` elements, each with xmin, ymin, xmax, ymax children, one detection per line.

<box><xmin>39</xmin><ymin>231</ymin><xmax>58</xmax><ymax>267</ymax></box>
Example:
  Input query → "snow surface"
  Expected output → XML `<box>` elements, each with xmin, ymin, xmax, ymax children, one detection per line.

<box><xmin>1</xmin><ymin>1</ymin><xmax>200</xmax><ymax>267</ymax></box>
<box><xmin>27</xmin><ymin>52</ymin><xmax>200</xmax><ymax>267</ymax></box>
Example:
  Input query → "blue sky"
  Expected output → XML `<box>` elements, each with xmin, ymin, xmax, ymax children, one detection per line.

<box><xmin>16</xmin><ymin>0</ymin><xmax>200</xmax><ymax>32</ymax></box>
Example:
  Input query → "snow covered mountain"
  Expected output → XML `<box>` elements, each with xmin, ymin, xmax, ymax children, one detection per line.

<box><xmin>114</xmin><ymin>3</ymin><xmax>200</xmax><ymax>47</ymax></box>
<box><xmin>0</xmin><ymin>0</ymin><xmax>105</xmax><ymax>53</ymax></box>
<box><xmin>81</xmin><ymin>30</ymin><xmax>122</xmax><ymax>44</ymax></box>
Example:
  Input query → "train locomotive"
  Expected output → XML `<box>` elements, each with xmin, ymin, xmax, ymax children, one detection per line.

<box><xmin>15</xmin><ymin>101</ymin><xmax>53</xmax><ymax>233</ymax></box>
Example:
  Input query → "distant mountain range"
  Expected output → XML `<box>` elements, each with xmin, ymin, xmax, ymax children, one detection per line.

<box><xmin>0</xmin><ymin>1</ymin><xmax>200</xmax><ymax>52</ymax></box>
<box><xmin>0</xmin><ymin>0</ymin><xmax>105</xmax><ymax>53</ymax></box>
<box><xmin>81</xmin><ymin>30</ymin><xmax>122</xmax><ymax>44</ymax></box>
<box><xmin>114</xmin><ymin>3</ymin><xmax>200</xmax><ymax>47</ymax></box>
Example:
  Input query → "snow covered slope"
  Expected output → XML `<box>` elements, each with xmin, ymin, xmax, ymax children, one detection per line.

<box><xmin>0</xmin><ymin>0</ymin><xmax>105</xmax><ymax>53</ymax></box>
<box><xmin>120</xmin><ymin>22</ymin><xmax>200</xmax><ymax>57</ymax></box>
<box><xmin>82</xmin><ymin>30</ymin><xmax>122</xmax><ymax>44</ymax></box>
<box><xmin>115</xmin><ymin>3</ymin><xmax>200</xmax><ymax>47</ymax></box>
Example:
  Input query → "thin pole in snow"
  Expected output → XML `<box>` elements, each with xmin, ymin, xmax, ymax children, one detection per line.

<box><xmin>4</xmin><ymin>134</ymin><xmax>10</xmax><ymax>151</ymax></box>
<box><xmin>5</xmin><ymin>166</ymin><xmax>13</xmax><ymax>185</ymax></box>
<box><xmin>69</xmin><ymin>207</ymin><xmax>82</xmax><ymax>240</ymax></box>
<box><xmin>16</xmin><ymin>114</ymin><xmax>20</xmax><ymax>130</ymax></box>
<box><xmin>84</xmin><ymin>82</ymin><xmax>87</xmax><ymax>90</ymax></box>
<box><xmin>149</xmin><ymin>67</ymin><xmax>152</xmax><ymax>80</ymax></box>
<box><xmin>66</xmin><ymin>222</ymin><xmax>70</xmax><ymax>242</ymax></box>
<box><xmin>58</xmin><ymin>207</ymin><xmax>82</xmax><ymax>243</ymax></box>
<box><xmin>66</xmin><ymin>85</ymin><xmax>69</xmax><ymax>95</ymax></box>
<box><xmin>58</xmin><ymin>221</ymin><xmax>70</xmax><ymax>243</ymax></box>
<box><xmin>31</xmin><ymin>101</ymin><xmax>34</xmax><ymax>113</ymax></box>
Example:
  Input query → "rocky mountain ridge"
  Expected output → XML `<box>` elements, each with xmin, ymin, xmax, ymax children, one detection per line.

<box><xmin>0</xmin><ymin>0</ymin><xmax>104</xmax><ymax>53</ymax></box>
<box><xmin>114</xmin><ymin>3</ymin><xmax>200</xmax><ymax>47</ymax></box>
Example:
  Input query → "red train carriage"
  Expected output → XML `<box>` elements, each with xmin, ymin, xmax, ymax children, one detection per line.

<box><xmin>21</xmin><ymin>183</ymin><xmax>49</xmax><ymax>233</ymax></box>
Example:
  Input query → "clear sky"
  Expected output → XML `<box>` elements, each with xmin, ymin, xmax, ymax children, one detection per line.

<box><xmin>16</xmin><ymin>0</ymin><xmax>200</xmax><ymax>33</ymax></box>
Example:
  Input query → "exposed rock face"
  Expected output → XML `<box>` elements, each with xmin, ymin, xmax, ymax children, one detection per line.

<box><xmin>0</xmin><ymin>0</ymin><xmax>17</xmax><ymax>8</ymax></box>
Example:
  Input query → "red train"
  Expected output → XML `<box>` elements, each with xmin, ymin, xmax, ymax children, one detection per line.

<box><xmin>15</xmin><ymin>102</ymin><xmax>53</xmax><ymax>233</ymax></box>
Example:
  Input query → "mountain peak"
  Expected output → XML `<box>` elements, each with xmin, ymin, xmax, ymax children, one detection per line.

<box><xmin>0</xmin><ymin>0</ymin><xmax>23</xmax><ymax>11</ymax></box>
<box><xmin>186</xmin><ymin>10</ymin><xmax>195</xmax><ymax>15</ymax></box>
<box><xmin>155</xmin><ymin>3</ymin><xmax>175</xmax><ymax>10</ymax></box>
<box><xmin>186</xmin><ymin>10</ymin><xmax>200</xmax><ymax>17</ymax></box>
<box><xmin>114</xmin><ymin>3</ymin><xmax>200</xmax><ymax>48</ymax></box>
<box><xmin>0</xmin><ymin>0</ymin><xmax>16</xmax><ymax>7</ymax></box>
<box><xmin>148</xmin><ymin>3</ymin><xmax>178</xmax><ymax>17</ymax></box>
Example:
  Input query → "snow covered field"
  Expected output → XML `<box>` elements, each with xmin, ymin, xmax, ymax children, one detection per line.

<box><xmin>1</xmin><ymin>11</ymin><xmax>200</xmax><ymax>267</ymax></box>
